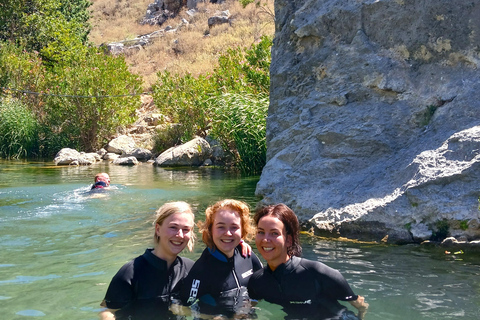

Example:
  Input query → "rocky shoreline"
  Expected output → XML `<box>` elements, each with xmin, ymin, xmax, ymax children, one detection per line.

<box><xmin>53</xmin><ymin>135</ymin><xmax>224</xmax><ymax>168</ymax></box>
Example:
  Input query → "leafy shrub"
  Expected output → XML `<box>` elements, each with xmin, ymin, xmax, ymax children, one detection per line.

<box><xmin>0</xmin><ymin>99</ymin><xmax>39</xmax><ymax>159</ymax></box>
<box><xmin>431</xmin><ymin>219</ymin><xmax>449</xmax><ymax>241</ymax></box>
<box><xmin>42</xmin><ymin>48</ymin><xmax>143</xmax><ymax>153</ymax></box>
<box><xmin>152</xmin><ymin>37</ymin><xmax>272</xmax><ymax>174</ymax></box>
<box><xmin>153</xmin><ymin>71</ymin><xmax>216</xmax><ymax>143</ymax></box>
<box><xmin>153</xmin><ymin>124</ymin><xmax>184</xmax><ymax>154</ymax></box>
<box><xmin>0</xmin><ymin>42</ymin><xmax>47</xmax><ymax>108</ymax></box>
<box><xmin>1</xmin><ymin>43</ymin><xmax>143</xmax><ymax>156</ymax></box>
<box><xmin>216</xmin><ymin>36</ymin><xmax>271</xmax><ymax>95</ymax></box>
<box><xmin>209</xmin><ymin>93</ymin><xmax>268</xmax><ymax>175</ymax></box>
<box><xmin>0</xmin><ymin>0</ymin><xmax>91</xmax><ymax>64</ymax></box>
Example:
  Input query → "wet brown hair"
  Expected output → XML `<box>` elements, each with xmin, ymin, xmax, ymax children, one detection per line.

<box><xmin>254</xmin><ymin>203</ymin><xmax>302</xmax><ymax>257</ymax></box>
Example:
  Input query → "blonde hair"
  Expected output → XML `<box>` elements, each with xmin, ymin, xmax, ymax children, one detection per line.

<box><xmin>199</xmin><ymin>199</ymin><xmax>253</xmax><ymax>250</ymax></box>
<box><xmin>153</xmin><ymin>201</ymin><xmax>195</xmax><ymax>252</ymax></box>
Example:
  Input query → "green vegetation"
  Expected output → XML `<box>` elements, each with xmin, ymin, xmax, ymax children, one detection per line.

<box><xmin>0</xmin><ymin>98</ymin><xmax>39</xmax><ymax>159</ymax></box>
<box><xmin>0</xmin><ymin>41</ymin><xmax>142</xmax><ymax>156</ymax></box>
<box><xmin>42</xmin><ymin>48</ymin><xmax>142</xmax><ymax>152</ymax></box>
<box><xmin>0</xmin><ymin>0</ymin><xmax>91</xmax><ymax>64</ymax></box>
<box><xmin>459</xmin><ymin>220</ymin><xmax>469</xmax><ymax>231</ymax></box>
<box><xmin>1</xmin><ymin>1</ymin><xmax>273</xmax><ymax>175</ymax></box>
<box><xmin>431</xmin><ymin>219</ymin><xmax>449</xmax><ymax>241</ymax></box>
<box><xmin>210</xmin><ymin>93</ymin><xmax>268</xmax><ymax>174</ymax></box>
<box><xmin>152</xmin><ymin>36</ymin><xmax>272</xmax><ymax>174</ymax></box>
<box><xmin>404</xmin><ymin>222</ymin><xmax>412</xmax><ymax>231</ymax></box>
<box><xmin>422</xmin><ymin>105</ymin><xmax>438</xmax><ymax>126</ymax></box>
<box><xmin>0</xmin><ymin>0</ymin><xmax>142</xmax><ymax>157</ymax></box>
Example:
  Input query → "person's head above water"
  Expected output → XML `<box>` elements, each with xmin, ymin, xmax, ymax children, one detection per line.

<box><xmin>94</xmin><ymin>172</ymin><xmax>110</xmax><ymax>186</ymax></box>
<box><xmin>253</xmin><ymin>203</ymin><xmax>302</xmax><ymax>270</ymax></box>
<box><xmin>199</xmin><ymin>199</ymin><xmax>253</xmax><ymax>258</ymax></box>
<box><xmin>153</xmin><ymin>201</ymin><xmax>195</xmax><ymax>265</ymax></box>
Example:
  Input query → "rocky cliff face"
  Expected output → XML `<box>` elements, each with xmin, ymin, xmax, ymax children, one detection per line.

<box><xmin>256</xmin><ymin>0</ymin><xmax>480</xmax><ymax>243</ymax></box>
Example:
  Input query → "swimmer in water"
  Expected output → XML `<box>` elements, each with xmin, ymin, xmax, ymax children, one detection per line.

<box><xmin>91</xmin><ymin>173</ymin><xmax>110</xmax><ymax>190</ymax></box>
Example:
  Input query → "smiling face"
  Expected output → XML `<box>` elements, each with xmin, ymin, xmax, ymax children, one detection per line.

<box><xmin>155</xmin><ymin>212</ymin><xmax>194</xmax><ymax>264</ymax></box>
<box><xmin>212</xmin><ymin>208</ymin><xmax>242</xmax><ymax>258</ymax></box>
<box><xmin>255</xmin><ymin>215</ymin><xmax>292</xmax><ymax>271</ymax></box>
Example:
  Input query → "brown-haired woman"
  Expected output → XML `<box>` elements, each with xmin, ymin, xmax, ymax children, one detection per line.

<box><xmin>248</xmin><ymin>203</ymin><xmax>369</xmax><ymax>320</ymax></box>
<box><xmin>176</xmin><ymin>199</ymin><xmax>263</xmax><ymax>316</ymax></box>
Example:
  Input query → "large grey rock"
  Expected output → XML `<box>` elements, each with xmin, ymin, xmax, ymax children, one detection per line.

<box><xmin>154</xmin><ymin>137</ymin><xmax>212</xmax><ymax>166</ymax></box>
<box><xmin>54</xmin><ymin>148</ymin><xmax>81</xmax><ymax>165</ymax></box>
<box><xmin>127</xmin><ymin>148</ymin><xmax>153</xmax><ymax>161</ymax></box>
<box><xmin>54</xmin><ymin>148</ymin><xmax>97</xmax><ymax>166</ymax></box>
<box><xmin>103</xmin><ymin>153</ymin><xmax>120</xmax><ymax>161</ymax></box>
<box><xmin>113</xmin><ymin>156</ymin><xmax>139</xmax><ymax>166</ymax></box>
<box><xmin>256</xmin><ymin>0</ymin><xmax>480</xmax><ymax>243</ymax></box>
<box><xmin>106</xmin><ymin>135</ymin><xmax>136</xmax><ymax>154</ymax></box>
<box><xmin>141</xmin><ymin>0</ymin><xmax>187</xmax><ymax>25</ymax></box>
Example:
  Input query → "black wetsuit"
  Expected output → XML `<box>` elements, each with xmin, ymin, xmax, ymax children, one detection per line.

<box><xmin>91</xmin><ymin>181</ymin><xmax>107</xmax><ymax>189</ymax></box>
<box><xmin>102</xmin><ymin>248</ymin><xmax>194</xmax><ymax>319</ymax></box>
<box><xmin>177</xmin><ymin>246</ymin><xmax>263</xmax><ymax>316</ymax></box>
<box><xmin>247</xmin><ymin>256</ymin><xmax>359</xmax><ymax>320</ymax></box>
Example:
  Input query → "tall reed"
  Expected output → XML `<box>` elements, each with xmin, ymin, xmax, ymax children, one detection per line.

<box><xmin>209</xmin><ymin>93</ymin><xmax>268</xmax><ymax>175</ymax></box>
<box><xmin>0</xmin><ymin>99</ymin><xmax>39</xmax><ymax>159</ymax></box>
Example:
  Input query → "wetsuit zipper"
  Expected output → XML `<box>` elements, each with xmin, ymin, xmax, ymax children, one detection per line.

<box><xmin>232</xmin><ymin>263</ymin><xmax>240</xmax><ymax>304</ymax></box>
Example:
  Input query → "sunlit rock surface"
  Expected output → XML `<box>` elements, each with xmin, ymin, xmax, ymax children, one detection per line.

<box><xmin>256</xmin><ymin>0</ymin><xmax>480</xmax><ymax>243</ymax></box>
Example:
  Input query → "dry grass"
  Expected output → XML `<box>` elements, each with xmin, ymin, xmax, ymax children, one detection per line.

<box><xmin>89</xmin><ymin>0</ymin><xmax>275</xmax><ymax>90</ymax></box>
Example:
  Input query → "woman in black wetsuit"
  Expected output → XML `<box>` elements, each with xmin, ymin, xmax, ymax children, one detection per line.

<box><xmin>248</xmin><ymin>204</ymin><xmax>369</xmax><ymax>320</ymax></box>
<box><xmin>99</xmin><ymin>201</ymin><xmax>196</xmax><ymax>320</ymax></box>
<box><xmin>176</xmin><ymin>199</ymin><xmax>263</xmax><ymax>317</ymax></box>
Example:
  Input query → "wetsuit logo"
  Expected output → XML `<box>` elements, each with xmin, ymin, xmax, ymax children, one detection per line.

<box><xmin>241</xmin><ymin>269</ymin><xmax>253</xmax><ymax>279</ymax></box>
<box><xmin>187</xmin><ymin>279</ymin><xmax>200</xmax><ymax>303</ymax></box>
<box><xmin>290</xmin><ymin>299</ymin><xmax>312</xmax><ymax>305</ymax></box>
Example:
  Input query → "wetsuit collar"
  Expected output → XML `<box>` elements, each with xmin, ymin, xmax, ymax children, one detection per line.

<box><xmin>207</xmin><ymin>246</ymin><xmax>237</xmax><ymax>263</ymax></box>
<box><xmin>268</xmin><ymin>255</ymin><xmax>300</xmax><ymax>277</ymax></box>
<box><xmin>143</xmin><ymin>248</ymin><xmax>179</xmax><ymax>271</ymax></box>
<box><xmin>91</xmin><ymin>181</ymin><xmax>107</xmax><ymax>189</ymax></box>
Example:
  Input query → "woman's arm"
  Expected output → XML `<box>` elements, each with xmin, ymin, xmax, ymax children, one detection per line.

<box><xmin>239</xmin><ymin>240</ymin><xmax>252</xmax><ymax>257</ymax></box>
<box><xmin>349</xmin><ymin>295</ymin><xmax>369</xmax><ymax>319</ymax></box>
<box><xmin>99</xmin><ymin>309</ymin><xmax>117</xmax><ymax>320</ymax></box>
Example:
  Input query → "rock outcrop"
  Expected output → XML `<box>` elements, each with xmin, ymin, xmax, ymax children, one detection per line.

<box><xmin>154</xmin><ymin>137</ymin><xmax>212</xmax><ymax>166</ymax></box>
<box><xmin>54</xmin><ymin>148</ymin><xmax>101</xmax><ymax>166</ymax></box>
<box><xmin>256</xmin><ymin>0</ymin><xmax>480</xmax><ymax>243</ymax></box>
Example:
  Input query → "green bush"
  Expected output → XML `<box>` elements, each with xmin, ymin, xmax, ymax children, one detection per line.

<box><xmin>0</xmin><ymin>42</ymin><xmax>47</xmax><ymax>108</ymax></box>
<box><xmin>153</xmin><ymin>124</ymin><xmax>184</xmax><ymax>154</ymax></box>
<box><xmin>1</xmin><ymin>43</ymin><xmax>143</xmax><ymax>157</ymax></box>
<box><xmin>0</xmin><ymin>99</ymin><xmax>39</xmax><ymax>159</ymax></box>
<box><xmin>42</xmin><ymin>48</ymin><xmax>143</xmax><ymax>154</ymax></box>
<box><xmin>153</xmin><ymin>71</ymin><xmax>216</xmax><ymax>143</ymax></box>
<box><xmin>209</xmin><ymin>93</ymin><xmax>268</xmax><ymax>175</ymax></box>
<box><xmin>152</xmin><ymin>36</ymin><xmax>272</xmax><ymax>174</ymax></box>
<box><xmin>0</xmin><ymin>0</ymin><xmax>91</xmax><ymax>65</ymax></box>
<box><xmin>216</xmin><ymin>36</ymin><xmax>271</xmax><ymax>95</ymax></box>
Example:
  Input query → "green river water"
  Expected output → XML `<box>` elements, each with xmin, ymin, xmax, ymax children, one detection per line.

<box><xmin>0</xmin><ymin>160</ymin><xmax>479</xmax><ymax>319</ymax></box>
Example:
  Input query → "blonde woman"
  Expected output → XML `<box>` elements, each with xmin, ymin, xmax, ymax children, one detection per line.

<box><xmin>100</xmin><ymin>201</ymin><xmax>195</xmax><ymax>320</ymax></box>
<box><xmin>177</xmin><ymin>199</ymin><xmax>262</xmax><ymax>316</ymax></box>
